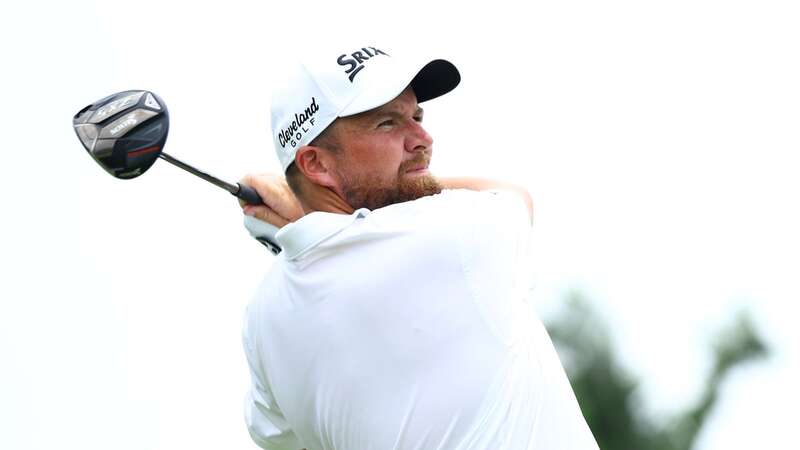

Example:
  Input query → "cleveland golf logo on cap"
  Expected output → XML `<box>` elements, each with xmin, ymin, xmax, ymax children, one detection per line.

<box><xmin>277</xmin><ymin>97</ymin><xmax>320</xmax><ymax>149</ymax></box>
<box><xmin>337</xmin><ymin>47</ymin><xmax>389</xmax><ymax>82</ymax></box>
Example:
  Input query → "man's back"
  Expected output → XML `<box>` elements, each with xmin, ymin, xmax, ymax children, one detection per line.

<box><xmin>243</xmin><ymin>189</ymin><xmax>598</xmax><ymax>450</ymax></box>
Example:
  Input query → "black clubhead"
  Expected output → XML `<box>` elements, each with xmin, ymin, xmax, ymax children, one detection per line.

<box><xmin>73</xmin><ymin>90</ymin><xmax>169</xmax><ymax>179</ymax></box>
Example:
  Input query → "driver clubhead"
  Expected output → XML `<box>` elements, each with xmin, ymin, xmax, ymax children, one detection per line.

<box><xmin>73</xmin><ymin>90</ymin><xmax>168</xmax><ymax>179</ymax></box>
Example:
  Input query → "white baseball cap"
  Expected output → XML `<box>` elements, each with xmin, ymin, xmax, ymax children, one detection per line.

<box><xmin>271</xmin><ymin>46</ymin><xmax>460</xmax><ymax>172</ymax></box>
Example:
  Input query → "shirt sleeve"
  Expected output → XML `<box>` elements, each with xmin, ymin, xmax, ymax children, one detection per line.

<box><xmin>457</xmin><ymin>188</ymin><xmax>533</xmax><ymax>278</ymax></box>
<box><xmin>435</xmin><ymin>188</ymin><xmax>532</xmax><ymax>242</ymax></box>
<box><xmin>450</xmin><ymin>189</ymin><xmax>537</xmax><ymax>342</ymax></box>
<box><xmin>410</xmin><ymin>187</ymin><xmax>533</xmax><ymax>291</ymax></box>
<box><xmin>242</xmin><ymin>310</ymin><xmax>303</xmax><ymax>450</ymax></box>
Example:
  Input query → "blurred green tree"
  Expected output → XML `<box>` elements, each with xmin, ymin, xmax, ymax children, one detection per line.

<box><xmin>545</xmin><ymin>292</ymin><xmax>768</xmax><ymax>450</ymax></box>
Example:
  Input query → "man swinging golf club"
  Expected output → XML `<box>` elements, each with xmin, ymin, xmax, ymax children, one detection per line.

<box><xmin>239</xmin><ymin>45</ymin><xmax>599</xmax><ymax>450</ymax></box>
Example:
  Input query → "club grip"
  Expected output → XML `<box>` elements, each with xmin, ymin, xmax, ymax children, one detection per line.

<box><xmin>236</xmin><ymin>183</ymin><xmax>263</xmax><ymax>205</ymax></box>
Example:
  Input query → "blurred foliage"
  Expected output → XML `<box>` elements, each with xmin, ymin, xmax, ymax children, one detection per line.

<box><xmin>545</xmin><ymin>292</ymin><xmax>769</xmax><ymax>450</ymax></box>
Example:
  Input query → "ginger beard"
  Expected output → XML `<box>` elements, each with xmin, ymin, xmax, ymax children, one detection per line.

<box><xmin>335</xmin><ymin>153</ymin><xmax>443</xmax><ymax>211</ymax></box>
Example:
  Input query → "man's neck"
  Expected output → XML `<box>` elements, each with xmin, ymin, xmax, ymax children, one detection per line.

<box><xmin>301</xmin><ymin>185</ymin><xmax>355</xmax><ymax>215</ymax></box>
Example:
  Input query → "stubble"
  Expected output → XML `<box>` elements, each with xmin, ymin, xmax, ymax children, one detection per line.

<box><xmin>339</xmin><ymin>156</ymin><xmax>443</xmax><ymax>211</ymax></box>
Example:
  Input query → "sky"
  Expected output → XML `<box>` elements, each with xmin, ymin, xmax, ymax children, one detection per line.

<box><xmin>1</xmin><ymin>0</ymin><xmax>798</xmax><ymax>449</ymax></box>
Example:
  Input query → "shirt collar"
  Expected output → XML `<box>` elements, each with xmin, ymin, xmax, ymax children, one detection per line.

<box><xmin>276</xmin><ymin>208</ymin><xmax>370</xmax><ymax>260</ymax></box>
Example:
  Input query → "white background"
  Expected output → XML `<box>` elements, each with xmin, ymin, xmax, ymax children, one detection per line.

<box><xmin>1</xmin><ymin>0</ymin><xmax>798</xmax><ymax>449</ymax></box>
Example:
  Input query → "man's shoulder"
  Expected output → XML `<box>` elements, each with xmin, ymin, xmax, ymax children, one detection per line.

<box><xmin>273</xmin><ymin>188</ymin><xmax>529</xmax><ymax>265</ymax></box>
<box><xmin>376</xmin><ymin>188</ymin><xmax>489</xmax><ymax>211</ymax></box>
<box><xmin>373</xmin><ymin>188</ymin><xmax>527</xmax><ymax>222</ymax></box>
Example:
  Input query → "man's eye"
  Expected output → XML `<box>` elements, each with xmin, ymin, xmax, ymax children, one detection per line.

<box><xmin>378</xmin><ymin>120</ymin><xmax>394</xmax><ymax>128</ymax></box>
<box><xmin>414</xmin><ymin>116</ymin><xmax>423</xmax><ymax>123</ymax></box>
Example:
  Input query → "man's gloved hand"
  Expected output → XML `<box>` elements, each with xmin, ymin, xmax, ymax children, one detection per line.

<box><xmin>238</xmin><ymin>174</ymin><xmax>304</xmax><ymax>255</ymax></box>
<box><xmin>238</xmin><ymin>173</ymin><xmax>304</xmax><ymax>228</ymax></box>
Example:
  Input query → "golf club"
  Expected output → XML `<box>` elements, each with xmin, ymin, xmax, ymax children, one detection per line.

<box><xmin>73</xmin><ymin>90</ymin><xmax>282</xmax><ymax>254</ymax></box>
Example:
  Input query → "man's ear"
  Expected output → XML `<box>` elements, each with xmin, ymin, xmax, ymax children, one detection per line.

<box><xmin>295</xmin><ymin>145</ymin><xmax>339</xmax><ymax>190</ymax></box>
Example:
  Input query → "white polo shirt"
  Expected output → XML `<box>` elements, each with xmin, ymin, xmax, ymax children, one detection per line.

<box><xmin>242</xmin><ymin>189</ymin><xmax>598</xmax><ymax>450</ymax></box>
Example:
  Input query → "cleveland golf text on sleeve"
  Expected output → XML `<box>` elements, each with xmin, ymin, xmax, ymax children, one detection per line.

<box><xmin>242</xmin><ymin>189</ymin><xmax>599</xmax><ymax>450</ymax></box>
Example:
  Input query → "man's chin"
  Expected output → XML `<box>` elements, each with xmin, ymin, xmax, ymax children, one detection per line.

<box><xmin>397</xmin><ymin>173</ymin><xmax>443</xmax><ymax>202</ymax></box>
<box><xmin>343</xmin><ymin>174</ymin><xmax>443</xmax><ymax>211</ymax></box>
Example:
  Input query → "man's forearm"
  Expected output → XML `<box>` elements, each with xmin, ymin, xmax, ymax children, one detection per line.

<box><xmin>437</xmin><ymin>176</ymin><xmax>534</xmax><ymax>221</ymax></box>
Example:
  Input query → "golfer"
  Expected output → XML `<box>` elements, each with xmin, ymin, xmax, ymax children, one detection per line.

<box><xmin>239</xmin><ymin>45</ymin><xmax>599</xmax><ymax>450</ymax></box>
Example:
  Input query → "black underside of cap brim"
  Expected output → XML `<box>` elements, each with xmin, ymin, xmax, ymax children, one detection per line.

<box><xmin>411</xmin><ymin>59</ymin><xmax>461</xmax><ymax>103</ymax></box>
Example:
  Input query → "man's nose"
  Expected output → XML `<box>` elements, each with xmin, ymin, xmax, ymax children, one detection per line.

<box><xmin>405</xmin><ymin>120</ymin><xmax>433</xmax><ymax>153</ymax></box>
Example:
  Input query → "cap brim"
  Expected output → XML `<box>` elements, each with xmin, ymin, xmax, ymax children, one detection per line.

<box><xmin>339</xmin><ymin>58</ymin><xmax>460</xmax><ymax>117</ymax></box>
<box><xmin>410</xmin><ymin>59</ymin><xmax>461</xmax><ymax>103</ymax></box>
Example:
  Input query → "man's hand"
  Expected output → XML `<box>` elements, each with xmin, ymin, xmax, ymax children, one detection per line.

<box><xmin>239</xmin><ymin>173</ymin><xmax>304</xmax><ymax>228</ymax></box>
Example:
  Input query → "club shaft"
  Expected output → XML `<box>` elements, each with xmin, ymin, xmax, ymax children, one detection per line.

<box><xmin>158</xmin><ymin>152</ymin><xmax>238</xmax><ymax>195</ymax></box>
<box><xmin>157</xmin><ymin>152</ymin><xmax>277</xmax><ymax>253</ymax></box>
